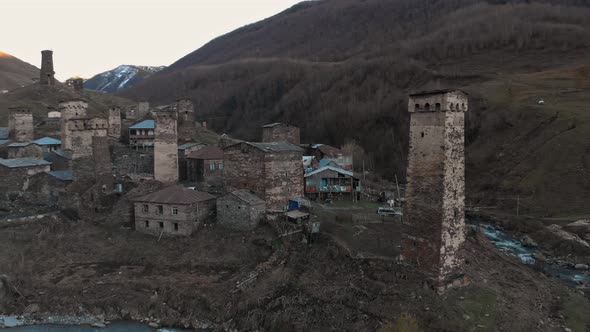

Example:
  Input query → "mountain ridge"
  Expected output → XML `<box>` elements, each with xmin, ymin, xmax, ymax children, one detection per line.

<box><xmin>84</xmin><ymin>64</ymin><xmax>165</xmax><ymax>93</ymax></box>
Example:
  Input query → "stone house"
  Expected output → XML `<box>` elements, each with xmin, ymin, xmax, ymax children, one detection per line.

<box><xmin>217</xmin><ymin>189</ymin><xmax>266</xmax><ymax>231</ymax></box>
<box><xmin>132</xmin><ymin>185</ymin><xmax>216</xmax><ymax>236</ymax></box>
<box><xmin>304</xmin><ymin>144</ymin><xmax>353</xmax><ymax>171</ymax></box>
<box><xmin>186</xmin><ymin>146</ymin><xmax>223</xmax><ymax>183</ymax></box>
<box><xmin>32</xmin><ymin>137</ymin><xmax>61</xmax><ymax>153</ymax></box>
<box><xmin>223</xmin><ymin>141</ymin><xmax>304</xmax><ymax>213</ymax></box>
<box><xmin>7</xmin><ymin>142</ymin><xmax>43</xmax><ymax>159</ymax></box>
<box><xmin>128</xmin><ymin>119</ymin><xmax>155</xmax><ymax>149</ymax></box>
<box><xmin>178</xmin><ymin>143</ymin><xmax>204</xmax><ymax>181</ymax></box>
<box><xmin>305</xmin><ymin>165</ymin><xmax>360</xmax><ymax>202</ymax></box>
<box><xmin>27</xmin><ymin>170</ymin><xmax>73</xmax><ymax>206</ymax></box>
<box><xmin>0</xmin><ymin>158</ymin><xmax>51</xmax><ymax>197</ymax></box>
<box><xmin>262</xmin><ymin>123</ymin><xmax>300</xmax><ymax>145</ymax></box>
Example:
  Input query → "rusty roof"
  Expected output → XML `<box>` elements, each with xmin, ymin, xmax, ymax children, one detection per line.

<box><xmin>132</xmin><ymin>185</ymin><xmax>216</xmax><ymax>205</ymax></box>
<box><xmin>187</xmin><ymin>146</ymin><xmax>223</xmax><ymax>160</ymax></box>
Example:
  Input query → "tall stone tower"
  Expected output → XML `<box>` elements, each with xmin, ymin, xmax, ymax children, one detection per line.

<box><xmin>177</xmin><ymin>99</ymin><xmax>195</xmax><ymax>124</ymax></box>
<box><xmin>40</xmin><ymin>50</ymin><xmax>55</xmax><ymax>86</ymax></box>
<box><xmin>154</xmin><ymin>110</ymin><xmax>179</xmax><ymax>184</ymax></box>
<box><xmin>93</xmin><ymin>135</ymin><xmax>114</xmax><ymax>192</ymax></box>
<box><xmin>401</xmin><ymin>89</ymin><xmax>469</xmax><ymax>291</ymax></box>
<box><xmin>8</xmin><ymin>108</ymin><xmax>34</xmax><ymax>142</ymax></box>
<box><xmin>59</xmin><ymin>100</ymin><xmax>88</xmax><ymax>150</ymax></box>
<box><xmin>107</xmin><ymin>107</ymin><xmax>122</xmax><ymax>139</ymax></box>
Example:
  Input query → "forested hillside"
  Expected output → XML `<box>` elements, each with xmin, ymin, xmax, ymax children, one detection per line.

<box><xmin>122</xmin><ymin>0</ymin><xmax>590</xmax><ymax>215</ymax></box>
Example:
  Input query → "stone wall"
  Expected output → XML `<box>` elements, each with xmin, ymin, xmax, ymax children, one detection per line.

<box><xmin>402</xmin><ymin>90</ymin><xmax>468</xmax><ymax>285</ymax></box>
<box><xmin>108</xmin><ymin>107</ymin><xmax>122</xmax><ymax>139</ymax></box>
<box><xmin>8</xmin><ymin>109</ymin><xmax>34</xmax><ymax>142</ymax></box>
<box><xmin>59</xmin><ymin>100</ymin><xmax>88</xmax><ymax>150</ymax></box>
<box><xmin>8</xmin><ymin>144</ymin><xmax>42</xmax><ymax>159</ymax></box>
<box><xmin>217</xmin><ymin>194</ymin><xmax>265</xmax><ymax>231</ymax></box>
<box><xmin>68</xmin><ymin>118</ymin><xmax>108</xmax><ymax>159</ymax></box>
<box><xmin>93</xmin><ymin>136</ymin><xmax>114</xmax><ymax>191</ymax></box>
<box><xmin>262</xmin><ymin>125</ymin><xmax>300</xmax><ymax>145</ymax></box>
<box><xmin>154</xmin><ymin>111</ymin><xmax>178</xmax><ymax>184</ymax></box>
<box><xmin>133</xmin><ymin>200</ymin><xmax>215</xmax><ymax>236</ymax></box>
<box><xmin>264</xmin><ymin>152</ymin><xmax>304</xmax><ymax>212</ymax></box>
<box><xmin>0</xmin><ymin>165</ymin><xmax>51</xmax><ymax>198</ymax></box>
<box><xmin>223</xmin><ymin>144</ymin><xmax>266</xmax><ymax>196</ymax></box>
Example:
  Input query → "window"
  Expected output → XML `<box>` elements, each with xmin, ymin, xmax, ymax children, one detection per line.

<box><xmin>145</xmin><ymin>220</ymin><xmax>149</xmax><ymax>228</ymax></box>
<box><xmin>172</xmin><ymin>207</ymin><xmax>178</xmax><ymax>215</ymax></box>
<box><xmin>421</xmin><ymin>132</ymin><xmax>425</xmax><ymax>138</ymax></box>
<box><xmin>143</xmin><ymin>204</ymin><xmax>149</xmax><ymax>213</ymax></box>
<box><xmin>415</xmin><ymin>104</ymin><xmax>421</xmax><ymax>111</ymax></box>
<box><xmin>174</xmin><ymin>223</ymin><xmax>179</xmax><ymax>232</ymax></box>
<box><xmin>210</xmin><ymin>162</ymin><xmax>215</xmax><ymax>171</ymax></box>
<box><xmin>159</xmin><ymin>222</ymin><xmax>164</xmax><ymax>229</ymax></box>
<box><xmin>157</xmin><ymin>205</ymin><xmax>163</xmax><ymax>214</ymax></box>
<box><xmin>424</xmin><ymin>103</ymin><xmax>431</xmax><ymax>111</ymax></box>
<box><xmin>218</xmin><ymin>162</ymin><xmax>224</xmax><ymax>170</ymax></box>
<box><xmin>435</xmin><ymin>103</ymin><xmax>441</xmax><ymax>111</ymax></box>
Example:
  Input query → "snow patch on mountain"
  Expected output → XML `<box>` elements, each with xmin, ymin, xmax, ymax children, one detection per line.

<box><xmin>84</xmin><ymin>65</ymin><xmax>165</xmax><ymax>93</ymax></box>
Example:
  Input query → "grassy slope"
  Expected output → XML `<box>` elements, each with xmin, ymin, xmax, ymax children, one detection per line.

<box><xmin>0</xmin><ymin>52</ymin><xmax>39</xmax><ymax>91</ymax></box>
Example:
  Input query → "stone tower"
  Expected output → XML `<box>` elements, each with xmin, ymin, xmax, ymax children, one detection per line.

<box><xmin>59</xmin><ymin>100</ymin><xmax>88</xmax><ymax>150</ymax></box>
<box><xmin>177</xmin><ymin>99</ymin><xmax>195</xmax><ymax>124</ymax></box>
<box><xmin>262</xmin><ymin>123</ymin><xmax>300</xmax><ymax>145</ymax></box>
<box><xmin>93</xmin><ymin>135</ymin><xmax>114</xmax><ymax>192</ymax></box>
<box><xmin>401</xmin><ymin>89</ymin><xmax>469</xmax><ymax>291</ymax></box>
<box><xmin>8</xmin><ymin>108</ymin><xmax>34</xmax><ymax>142</ymax></box>
<box><xmin>40</xmin><ymin>50</ymin><xmax>55</xmax><ymax>86</ymax></box>
<box><xmin>66</xmin><ymin>78</ymin><xmax>84</xmax><ymax>92</ymax></box>
<box><xmin>154</xmin><ymin>110</ymin><xmax>179</xmax><ymax>184</ymax></box>
<box><xmin>107</xmin><ymin>107</ymin><xmax>122</xmax><ymax>139</ymax></box>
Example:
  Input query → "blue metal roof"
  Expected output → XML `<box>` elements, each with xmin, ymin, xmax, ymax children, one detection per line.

<box><xmin>129</xmin><ymin>120</ymin><xmax>155</xmax><ymax>129</ymax></box>
<box><xmin>7</xmin><ymin>142</ymin><xmax>32</xmax><ymax>147</ymax></box>
<box><xmin>319</xmin><ymin>158</ymin><xmax>339</xmax><ymax>167</ymax></box>
<box><xmin>33</xmin><ymin>137</ymin><xmax>61</xmax><ymax>146</ymax></box>
<box><xmin>0</xmin><ymin>128</ymin><xmax>8</xmax><ymax>140</ymax></box>
<box><xmin>0</xmin><ymin>140</ymin><xmax>12</xmax><ymax>146</ymax></box>
<box><xmin>0</xmin><ymin>158</ymin><xmax>51</xmax><ymax>168</ymax></box>
<box><xmin>48</xmin><ymin>170</ymin><xmax>74</xmax><ymax>181</ymax></box>
<box><xmin>305</xmin><ymin>165</ymin><xmax>354</xmax><ymax>178</ymax></box>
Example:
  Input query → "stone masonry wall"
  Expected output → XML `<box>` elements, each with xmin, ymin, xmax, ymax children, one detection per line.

<box><xmin>8</xmin><ymin>145</ymin><xmax>43</xmax><ymax>159</ymax></box>
<box><xmin>8</xmin><ymin>110</ymin><xmax>34</xmax><ymax>142</ymax></box>
<box><xmin>217</xmin><ymin>194</ymin><xmax>265</xmax><ymax>231</ymax></box>
<box><xmin>402</xmin><ymin>90</ymin><xmax>468</xmax><ymax>284</ymax></box>
<box><xmin>134</xmin><ymin>200</ymin><xmax>215</xmax><ymax>236</ymax></box>
<box><xmin>108</xmin><ymin>107</ymin><xmax>122</xmax><ymax>139</ymax></box>
<box><xmin>154</xmin><ymin>111</ymin><xmax>178</xmax><ymax>184</ymax></box>
<box><xmin>262</xmin><ymin>126</ymin><xmax>300</xmax><ymax>145</ymax></box>
<box><xmin>40</xmin><ymin>50</ymin><xmax>55</xmax><ymax>86</ymax></box>
<box><xmin>263</xmin><ymin>151</ymin><xmax>304</xmax><ymax>212</ymax></box>
<box><xmin>59</xmin><ymin>100</ymin><xmax>88</xmax><ymax>150</ymax></box>
<box><xmin>223</xmin><ymin>144</ymin><xmax>266</xmax><ymax>197</ymax></box>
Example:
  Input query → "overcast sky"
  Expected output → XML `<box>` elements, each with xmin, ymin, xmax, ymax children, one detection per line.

<box><xmin>3</xmin><ymin>0</ymin><xmax>303</xmax><ymax>80</ymax></box>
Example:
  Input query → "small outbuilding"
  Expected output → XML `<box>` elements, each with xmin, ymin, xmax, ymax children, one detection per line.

<box><xmin>217</xmin><ymin>189</ymin><xmax>266</xmax><ymax>231</ymax></box>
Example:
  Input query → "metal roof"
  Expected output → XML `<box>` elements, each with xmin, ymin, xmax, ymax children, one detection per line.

<box><xmin>187</xmin><ymin>146</ymin><xmax>223</xmax><ymax>160</ymax></box>
<box><xmin>243</xmin><ymin>141</ymin><xmax>303</xmax><ymax>153</ymax></box>
<box><xmin>48</xmin><ymin>170</ymin><xmax>74</xmax><ymax>181</ymax></box>
<box><xmin>0</xmin><ymin>128</ymin><xmax>8</xmax><ymax>140</ymax></box>
<box><xmin>7</xmin><ymin>142</ymin><xmax>32</xmax><ymax>147</ymax></box>
<box><xmin>305</xmin><ymin>165</ymin><xmax>354</xmax><ymax>178</ymax></box>
<box><xmin>52</xmin><ymin>149</ymin><xmax>73</xmax><ymax>160</ymax></box>
<box><xmin>262</xmin><ymin>122</ymin><xmax>295</xmax><ymax>128</ymax></box>
<box><xmin>286</xmin><ymin>210</ymin><xmax>310</xmax><ymax>219</ymax></box>
<box><xmin>0</xmin><ymin>140</ymin><xmax>12</xmax><ymax>146</ymax></box>
<box><xmin>319</xmin><ymin>158</ymin><xmax>340</xmax><ymax>167</ymax></box>
<box><xmin>178</xmin><ymin>142</ymin><xmax>199</xmax><ymax>150</ymax></box>
<box><xmin>132</xmin><ymin>185</ymin><xmax>216</xmax><ymax>205</ymax></box>
<box><xmin>129</xmin><ymin>119</ymin><xmax>155</xmax><ymax>129</ymax></box>
<box><xmin>229</xmin><ymin>189</ymin><xmax>265</xmax><ymax>205</ymax></box>
<box><xmin>0</xmin><ymin>158</ymin><xmax>51</xmax><ymax>168</ymax></box>
<box><xmin>409</xmin><ymin>89</ymin><xmax>468</xmax><ymax>97</ymax></box>
<box><xmin>33</xmin><ymin>137</ymin><xmax>61</xmax><ymax>146</ymax></box>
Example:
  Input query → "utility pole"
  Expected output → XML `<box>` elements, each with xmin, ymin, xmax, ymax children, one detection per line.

<box><xmin>395</xmin><ymin>174</ymin><xmax>401</xmax><ymax>207</ymax></box>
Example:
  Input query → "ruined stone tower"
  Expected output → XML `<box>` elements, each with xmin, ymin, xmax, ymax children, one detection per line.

<box><xmin>401</xmin><ymin>89</ymin><xmax>469</xmax><ymax>290</ymax></box>
<box><xmin>8</xmin><ymin>108</ymin><xmax>34</xmax><ymax>142</ymax></box>
<box><xmin>93</xmin><ymin>135</ymin><xmax>114</xmax><ymax>192</ymax></box>
<box><xmin>40</xmin><ymin>50</ymin><xmax>55</xmax><ymax>86</ymax></box>
<box><xmin>154</xmin><ymin>110</ymin><xmax>179</xmax><ymax>184</ymax></box>
<box><xmin>59</xmin><ymin>100</ymin><xmax>88</xmax><ymax>150</ymax></box>
<box><xmin>107</xmin><ymin>107</ymin><xmax>122</xmax><ymax>139</ymax></box>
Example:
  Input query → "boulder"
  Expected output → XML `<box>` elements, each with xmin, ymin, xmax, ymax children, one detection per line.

<box><xmin>563</xmin><ymin>220</ymin><xmax>590</xmax><ymax>237</ymax></box>
<box><xmin>532</xmin><ymin>225</ymin><xmax>590</xmax><ymax>256</ymax></box>
<box><xmin>520</xmin><ymin>235</ymin><xmax>538</xmax><ymax>248</ymax></box>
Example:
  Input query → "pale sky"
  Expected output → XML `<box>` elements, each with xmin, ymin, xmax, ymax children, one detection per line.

<box><xmin>3</xmin><ymin>0</ymin><xmax>303</xmax><ymax>80</ymax></box>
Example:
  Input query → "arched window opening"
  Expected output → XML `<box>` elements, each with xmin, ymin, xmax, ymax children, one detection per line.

<box><xmin>415</xmin><ymin>104</ymin><xmax>421</xmax><ymax>111</ymax></box>
<box><xmin>435</xmin><ymin>103</ymin><xmax>441</xmax><ymax>111</ymax></box>
<box><xmin>424</xmin><ymin>103</ymin><xmax>431</xmax><ymax>111</ymax></box>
